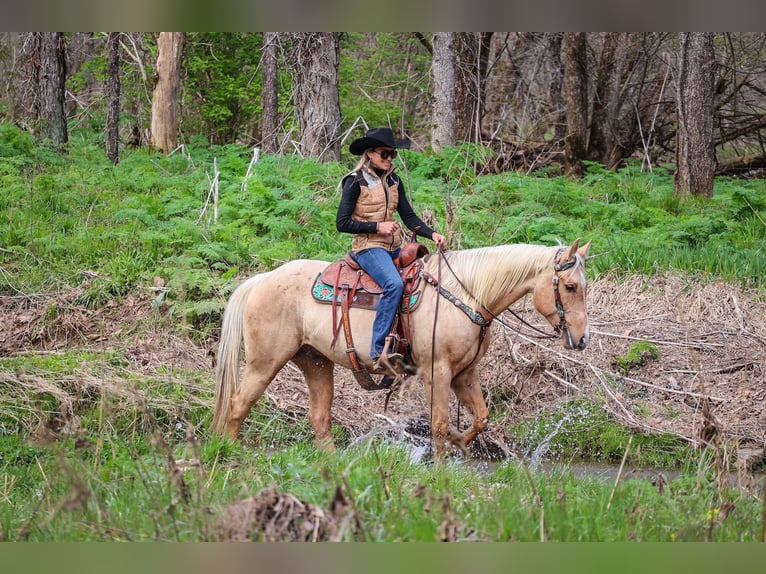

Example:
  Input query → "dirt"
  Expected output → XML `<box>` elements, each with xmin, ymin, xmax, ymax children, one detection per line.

<box><xmin>2</xmin><ymin>272</ymin><xmax>765</xmax><ymax>466</ymax></box>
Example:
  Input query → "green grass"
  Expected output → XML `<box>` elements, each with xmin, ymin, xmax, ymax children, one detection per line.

<box><xmin>511</xmin><ymin>398</ymin><xmax>694</xmax><ymax>469</ymax></box>
<box><xmin>2</xmin><ymin>346</ymin><xmax>759</xmax><ymax>542</ymax></box>
<box><xmin>1</xmin><ymin>435</ymin><xmax>761</xmax><ymax>541</ymax></box>
<box><xmin>3</xmin><ymin>124</ymin><xmax>766</xmax><ymax>316</ymax></box>
<box><xmin>2</xmin><ymin>124</ymin><xmax>766</xmax><ymax>541</ymax></box>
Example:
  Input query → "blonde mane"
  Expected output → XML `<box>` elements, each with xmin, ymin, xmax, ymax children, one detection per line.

<box><xmin>424</xmin><ymin>244</ymin><xmax>559</xmax><ymax>307</ymax></box>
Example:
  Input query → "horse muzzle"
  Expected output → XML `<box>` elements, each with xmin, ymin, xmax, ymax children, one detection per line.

<box><xmin>563</xmin><ymin>325</ymin><xmax>589</xmax><ymax>350</ymax></box>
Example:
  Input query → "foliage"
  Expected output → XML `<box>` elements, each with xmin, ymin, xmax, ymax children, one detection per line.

<box><xmin>0</xmin><ymin>428</ymin><xmax>760</xmax><ymax>541</ymax></box>
<box><xmin>182</xmin><ymin>33</ymin><xmax>266</xmax><ymax>144</ymax></box>
<box><xmin>511</xmin><ymin>398</ymin><xmax>690</xmax><ymax>469</ymax></box>
<box><xmin>338</xmin><ymin>33</ymin><xmax>432</xmax><ymax>142</ymax></box>
<box><xmin>614</xmin><ymin>340</ymin><xmax>660</xmax><ymax>376</ymax></box>
<box><xmin>2</xmin><ymin>123</ymin><xmax>766</xmax><ymax>343</ymax></box>
<box><xmin>3</xmin><ymin>343</ymin><xmax>759</xmax><ymax>542</ymax></box>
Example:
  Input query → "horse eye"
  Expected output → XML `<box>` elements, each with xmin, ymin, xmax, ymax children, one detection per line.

<box><xmin>565</xmin><ymin>284</ymin><xmax>577</xmax><ymax>292</ymax></box>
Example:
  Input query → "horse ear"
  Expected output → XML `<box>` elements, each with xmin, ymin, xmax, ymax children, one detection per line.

<box><xmin>578</xmin><ymin>240</ymin><xmax>592</xmax><ymax>260</ymax></box>
<box><xmin>564</xmin><ymin>238</ymin><xmax>581</xmax><ymax>261</ymax></box>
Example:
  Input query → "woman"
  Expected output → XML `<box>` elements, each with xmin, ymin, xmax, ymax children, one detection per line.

<box><xmin>336</xmin><ymin>127</ymin><xmax>447</xmax><ymax>375</ymax></box>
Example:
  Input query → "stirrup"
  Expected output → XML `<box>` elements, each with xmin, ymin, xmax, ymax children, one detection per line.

<box><xmin>376</xmin><ymin>352</ymin><xmax>419</xmax><ymax>376</ymax></box>
<box><xmin>372</xmin><ymin>353</ymin><xmax>404</xmax><ymax>376</ymax></box>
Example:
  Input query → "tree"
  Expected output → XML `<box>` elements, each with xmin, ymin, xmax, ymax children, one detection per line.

<box><xmin>675</xmin><ymin>32</ymin><xmax>716</xmax><ymax>198</ymax></box>
<box><xmin>454</xmin><ymin>32</ymin><xmax>493</xmax><ymax>143</ymax></box>
<box><xmin>288</xmin><ymin>33</ymin><xmax>342</xmax><ymax>162</ymax></box>
<box><xmin>105</xmin><ymin>32</ymin><xmax>120</xmax><ymax>164</ymax></box>
<box><xmin>150</xmin><ymin>32</ymin><xmax>184</xmax><ymax>154</ymax></box>
<box><xmin>261</xmin><ymin>32</ymin><xmax>279</xmax><ymax>154</ymax></box>
<box><xmin>587</xmin><ymin>32</ymin><xmax>623</xmax><ymax>167</ymax></box>
<box><xmin>563</xmin><ymin>32</ymin><xmax>588</xmax><ymax>177</ymax></box>
<box><xmin>431</xmin><ymin>32</ymin><xmax>456</xmax><ymax>152</ymax></box>
<box><xmin>548</xmin><ymin>32</ymin><xmax>567</xmax><ymax>143</ymax></box>
<box><xmin>36</xmin><ymin>32</ymin><xmax>68</xmax><ymax>146</ymax></box>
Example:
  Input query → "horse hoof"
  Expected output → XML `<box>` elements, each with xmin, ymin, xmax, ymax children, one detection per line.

<box><xmin>379</xmin><ymin>375</ymin><xmax>395</xmax><ymax>388</ymax></box>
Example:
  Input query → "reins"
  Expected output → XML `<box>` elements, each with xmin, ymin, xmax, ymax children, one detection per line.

<box><xmin>420</xmin><ymin>244</ymin><xmax>581</xmax><ymax>455</ymax></box>
<box><xmin>424</xmin><ymin>246</ymin><xmax>578</xmax><ymax>341</ymax></box>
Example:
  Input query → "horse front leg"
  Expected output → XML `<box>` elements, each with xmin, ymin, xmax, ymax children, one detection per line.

<box><xmin>422</xmin><ymin>364</ymin><xmax>453</xmax><ymax>459</ymax></box>
<box><xmin>451</xmin><ymin>367</ymin><xmax>489</xmax><ymax>447</ymax></box>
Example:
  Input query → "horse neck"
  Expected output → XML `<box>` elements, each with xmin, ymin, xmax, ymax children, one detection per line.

<box><xmin>434</xmin><ymin>245</ymin><xmax>556</xmax><ymax>315</ymax></box>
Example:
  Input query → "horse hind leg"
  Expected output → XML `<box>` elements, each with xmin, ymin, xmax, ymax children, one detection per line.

<box><xmin>226</xmin><ymin>361</ymin><xmax>279</xmax><ymax>440</ymax></box>
<box><xmin>227</xmin><ymin>340</ymin><xmax>300</xmax><ymax>440</ymax></box>
<box><xmin>292</xmin><ymin>347</ymin><xmax>336</xmax><ymax>452</ymax></box>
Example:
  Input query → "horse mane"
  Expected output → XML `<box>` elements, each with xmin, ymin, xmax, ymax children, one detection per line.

<box><xmin>424</xmin><ymin>244</ymin><xmax>558</xmax><ymax>307</ymax></box>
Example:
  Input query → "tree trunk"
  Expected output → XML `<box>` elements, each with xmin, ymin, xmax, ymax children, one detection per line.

<box><xmin>38</xmin><ymin>32</ymin><xmax>68</xmax><ymax>146</ymax></box>
<box><xmin>261</xmin><ymin>32</ymin><xmax>280</xmax><ymax>154</ymax></box>
<box><xmin>548</xmin><ymin>33</ymin><xmax>566</xmax><ymax>143</ymax></box>
<box><xmin>288</xmin><ymin>33</ymin><xmax>341</xmax><ymax>162</ymax></box>
<box><xmin>431</xmin><ymin>32</ymin><xmax>456</xmax><ymax>152</ymax></box>
<box><xmin>454</xmin><ymin>33</ymin><xmax>493</xmax><ymax>144</ymax></box>
<box><xmin>588</xmin><ymin>32</ymin><xmax>624</xmax><ymax>167</ymax></box>
<box><xmin>563</xmin><ymin>33</ymin><xmax>588</xmax><ymax>178</ymax></box>
<box><xmin>675</xmin><ymin>32</ymin><xmax>717</xmax><ymax>198</ymax></box>
<box><xmin>150</xmin><ymin>32</ymin><xmax>184</xmax><ymax>154</ymax></box>
<box><xmin>106</xmin><ymin>32</ymin><xmax>121</xmax><ymax>164</ymax></box>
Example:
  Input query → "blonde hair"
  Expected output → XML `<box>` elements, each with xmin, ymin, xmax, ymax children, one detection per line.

<box><xmin>338</xmin><ymin>150</ymin><xmax>396</xmax><ymax>193</ymax></box>
<box><xmin>350</xmin><ymin>151</ymin><xmax>370</xmax><ymax>172</ymax></box>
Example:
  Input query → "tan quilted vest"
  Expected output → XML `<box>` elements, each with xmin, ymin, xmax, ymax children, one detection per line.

<box><xmin>350</xmin><ymin>168</ymin><xmax>401</xmax><ymax>252</ymax></box>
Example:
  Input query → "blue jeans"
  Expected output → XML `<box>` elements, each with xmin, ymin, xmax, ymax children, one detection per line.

<box><xmin>354</xmin><ymin>247</ymin><xmax>403</xmax><ymax>358</ymax></box>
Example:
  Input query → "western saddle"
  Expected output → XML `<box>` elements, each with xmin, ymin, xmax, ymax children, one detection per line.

<box><xmin>311</xmin><ymin>241</ymin><xmax>428</xmax><ymax>390</ymax></box>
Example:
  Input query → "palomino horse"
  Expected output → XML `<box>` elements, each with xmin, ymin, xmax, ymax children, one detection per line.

<box><xmin>212</xmin><ymin>239</ymin><xmax>591</xmax><ymax>458</ymax></box>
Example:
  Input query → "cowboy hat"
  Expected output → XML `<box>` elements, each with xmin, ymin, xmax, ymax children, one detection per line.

<box><xmin>349</xmin><ymin>127</ymin><xmax>411</xmax><ymax>155</ymax></box>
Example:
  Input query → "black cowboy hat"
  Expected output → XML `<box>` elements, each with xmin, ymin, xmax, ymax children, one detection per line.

<box><xmin>349</xmin><ymin>127</ymin><xmax>411</xmax><ymax>155</ymax></box>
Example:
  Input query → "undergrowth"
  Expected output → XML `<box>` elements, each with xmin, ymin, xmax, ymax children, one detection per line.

<box><xmin>511</xmin><ymin>398</ymin><xmax>695</xmax><ymax>469</ymax></box>
<box><xmin>1</xmin><ymin>431</ymin><xmax>761</xmax><ymax>541</ymax></box>
<box><xmin>2</xmin><ymin>122</ymin><xmax>766</xmax><ymax>343</ymax></box>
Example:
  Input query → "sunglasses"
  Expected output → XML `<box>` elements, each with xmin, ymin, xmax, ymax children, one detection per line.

<box><xmin>374</xmin><ymin>148</ymin><xmax>398</xmax><ymax>160</ymax></box>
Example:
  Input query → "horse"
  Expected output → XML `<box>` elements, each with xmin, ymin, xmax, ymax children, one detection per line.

<box><xmin>212</xmin><ymin>238</ymin><xmax>591</xmax><ymax>458</ymax></box>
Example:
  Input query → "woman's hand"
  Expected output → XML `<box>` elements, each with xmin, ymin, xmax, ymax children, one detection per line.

<box><xmin>377</xmin><ymin>221</ymin><xmax>400</xmax><ymax>236</ymax></box>
<box><xmin>431</xmin><ymin>232</ymin><xmax>447</xmax><ymax>251</ymax></box>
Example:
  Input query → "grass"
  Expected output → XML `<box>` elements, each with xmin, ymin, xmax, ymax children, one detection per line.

<box><xmin>1</xmin><ymin>349</ymin><xmax>762</xmax><ymax>542</ymax></box>
<box><xmin>2</xmin><ymin>124</ymin><xmax>766</xmax><ymax>541</ymax></box>
<box><xmin>510</xmin><ymin>398</ymin><xmax>693</xmax><ymax>469</ymax></box>
<box><xmin>3</xmin><ymin>124</ymin><xmax>766</xmax><ymax>311</ymax></box>
<box><xmin>1</xmin><ymin>431</ymin><xmax>762</xmax><ymax>541</ymax></box>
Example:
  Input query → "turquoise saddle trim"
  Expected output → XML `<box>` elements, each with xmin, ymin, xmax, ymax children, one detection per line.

<box><xmin>311</xmin><ymin>277</ymin><xmax>421</xmax><ymax>312</ymax></box>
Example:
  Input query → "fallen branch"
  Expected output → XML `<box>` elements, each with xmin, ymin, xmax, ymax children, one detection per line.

<box><xmin>590</xmin><ymin>329</ymin><xmax>725</xmax><ymax>349</ymax></box>
<box><xmin>502</xmin><ymin>326</ymin><xmax>727</xmax><ymax>403</ymax></box>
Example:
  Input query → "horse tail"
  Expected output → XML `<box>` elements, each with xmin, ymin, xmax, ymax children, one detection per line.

<box><xmin>211</xmin><ymin>274</ymin><xmax>263</xmax><ymax>436</ymax></box>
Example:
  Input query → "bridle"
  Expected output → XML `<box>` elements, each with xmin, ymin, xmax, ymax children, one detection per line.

<box><xmin>551</xmin><ymin>247</ymin><xmax>579</xmax><ymax>347</ymax></box>
<box><xmin>424</xmin><ymin>246</ymin><xmax>581</xmax><ymax>341</ymax></box>
<box><xmin>418</xmin><ymin>245</ymin><xmax>581</xmax><ymax>452</ymax></box>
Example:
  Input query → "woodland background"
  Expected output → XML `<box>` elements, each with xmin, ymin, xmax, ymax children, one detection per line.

<box><xmin>1</xmin><ymin>32</ymin><xmax>765</xmax><ymax>188</ymax></box>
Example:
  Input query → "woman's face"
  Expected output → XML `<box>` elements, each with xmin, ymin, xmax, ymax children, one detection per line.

<box><xmin>367</xmin><ymin>147</ymin><xmax>397</xmax><ymax>171</ymax></box>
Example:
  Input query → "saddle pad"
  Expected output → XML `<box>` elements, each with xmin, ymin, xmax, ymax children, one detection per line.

<box><xmin>311</xmin><ymin>274</ymin><xmax>421</xmax><ymax>312</ymax></box>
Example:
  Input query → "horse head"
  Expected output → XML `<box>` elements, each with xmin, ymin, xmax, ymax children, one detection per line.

<box><xmin>533</xmin><ymin>238</ymin><xmax>591</xmax><ymax>350</ymax></box>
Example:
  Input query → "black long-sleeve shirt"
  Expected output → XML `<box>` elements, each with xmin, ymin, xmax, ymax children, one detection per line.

<box><xmin>335</xmin><ymin>171</ymin><xmax>435</xmax><ymax>240</ymax></box>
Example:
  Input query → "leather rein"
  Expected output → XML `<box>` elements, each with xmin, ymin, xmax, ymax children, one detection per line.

<box><xmin>422</xmin><ymin>246</ymin><xmax>579</xmax><ymax>341</ymax></box>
